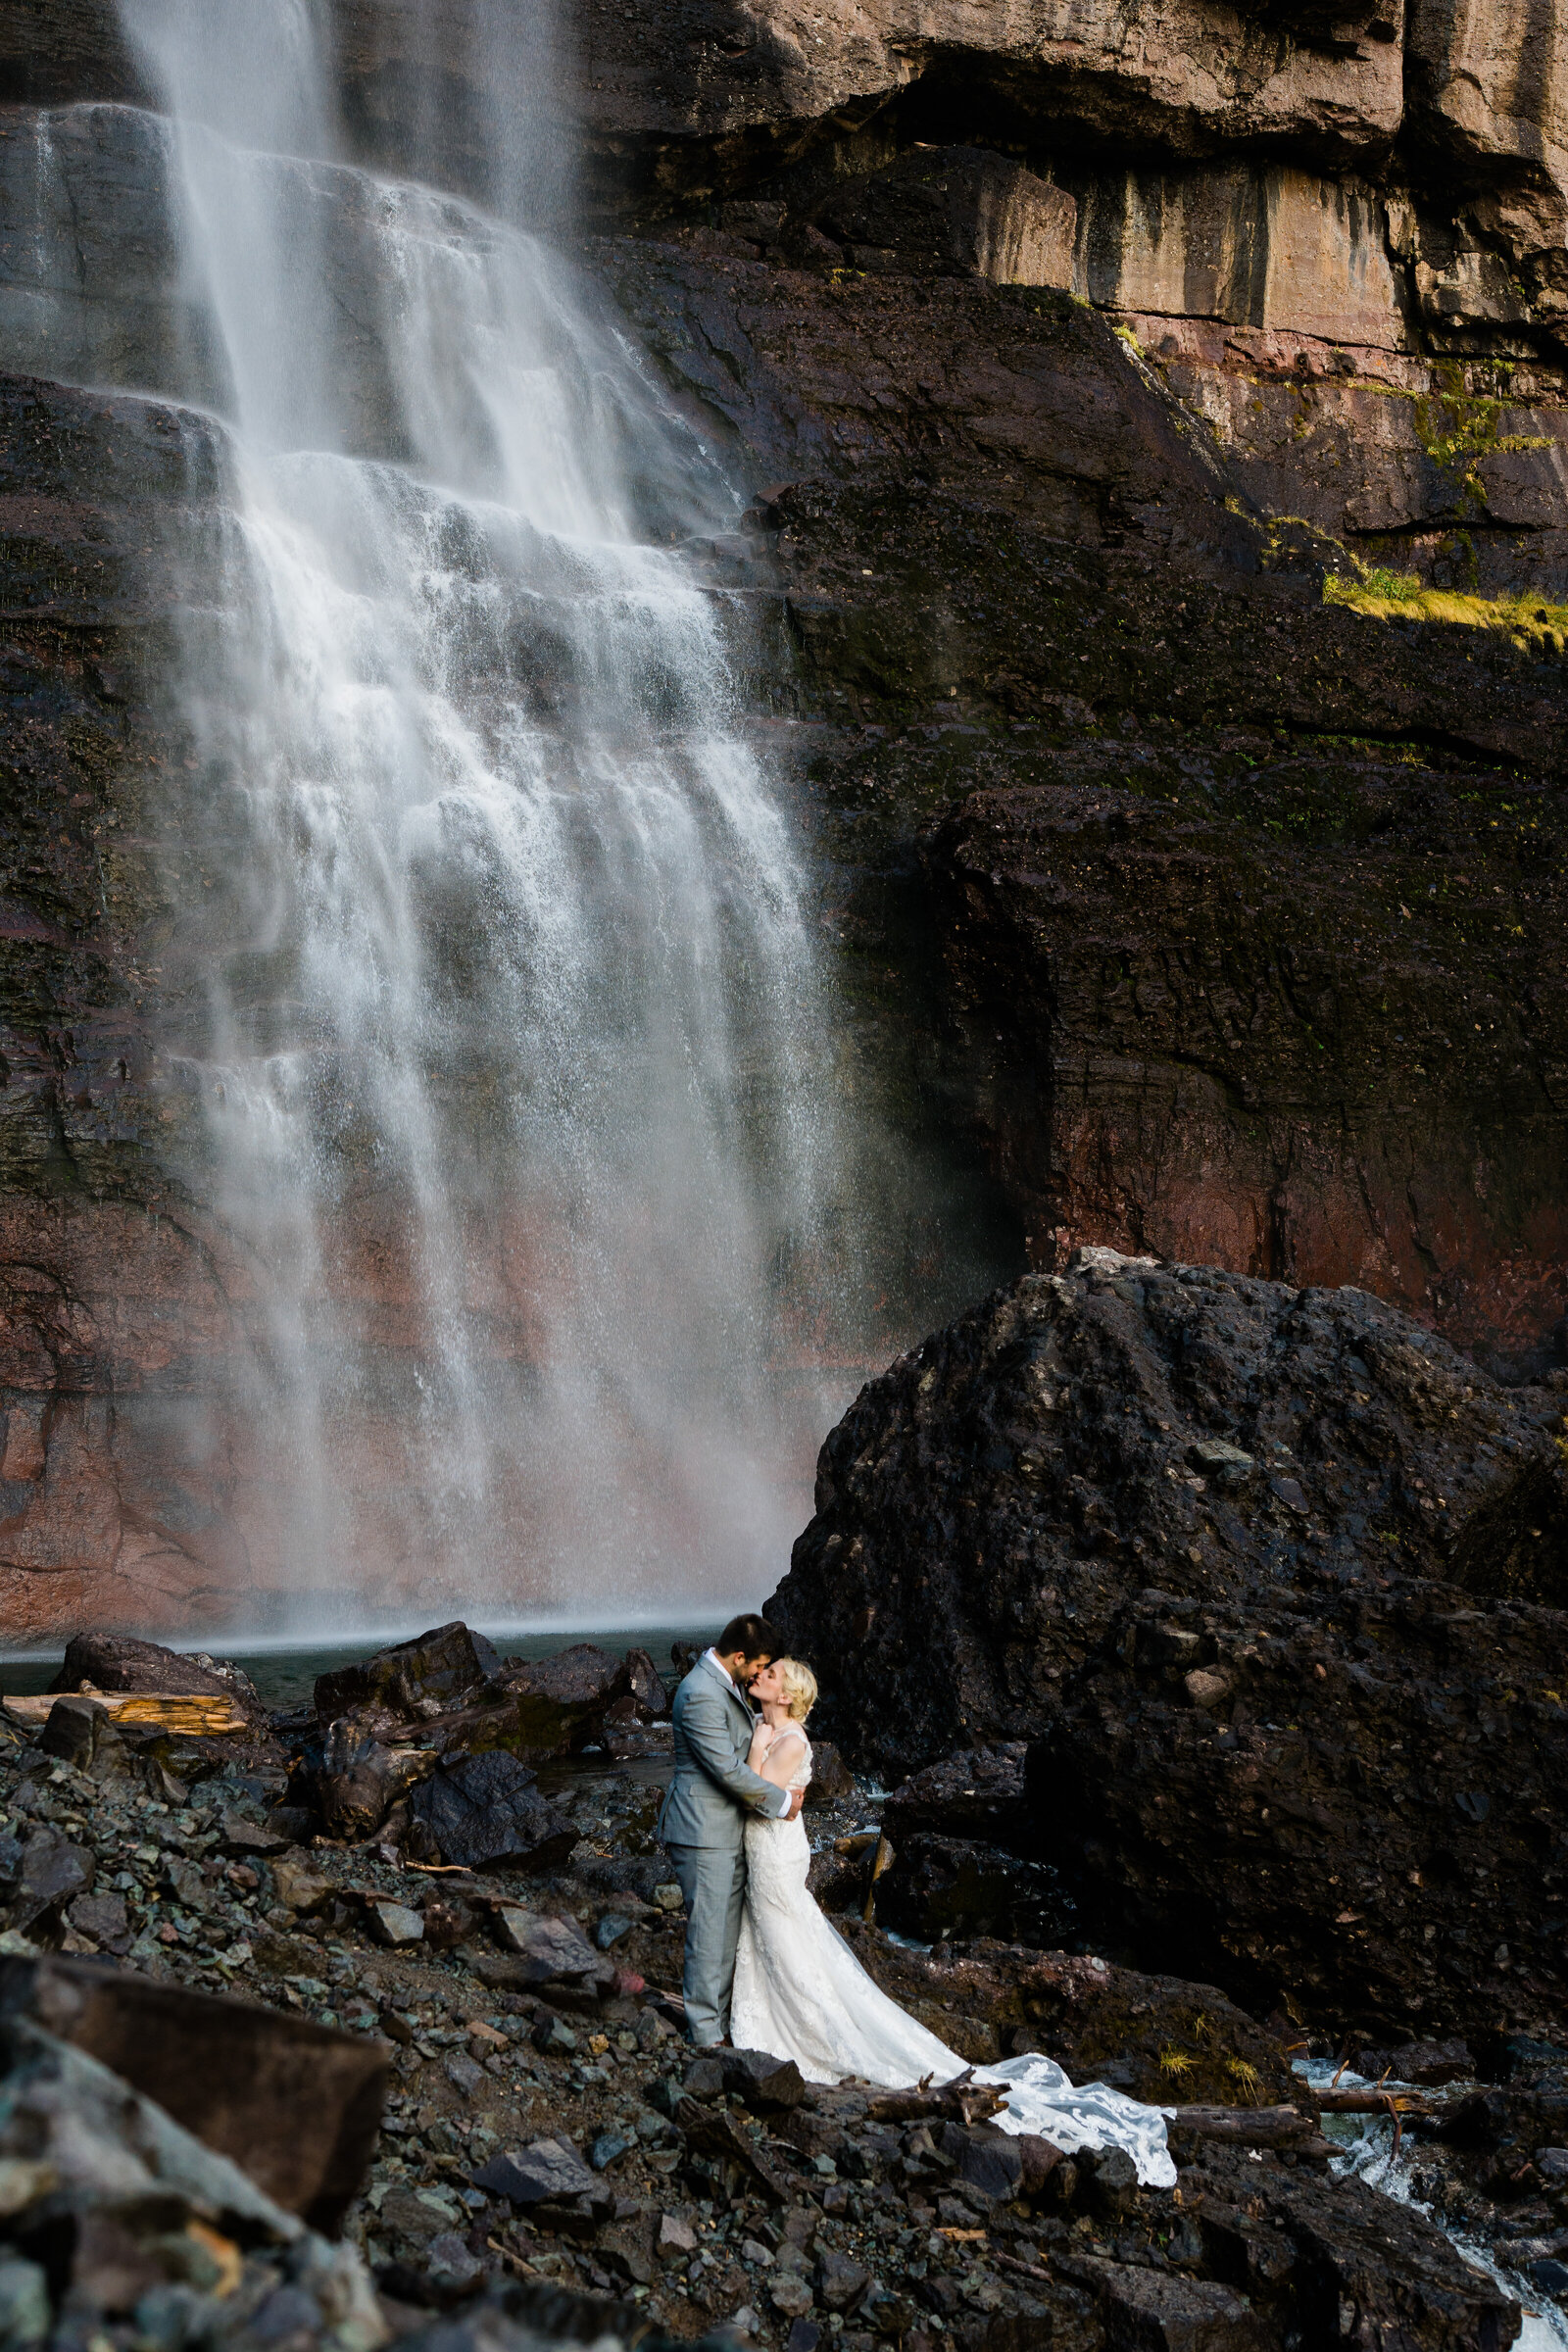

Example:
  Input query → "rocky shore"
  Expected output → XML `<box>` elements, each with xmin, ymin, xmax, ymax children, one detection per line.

<box><xmin>1</xmin><ymin>1603</ymin><xmax>1565</xmax><ymax>2352</ymax></box>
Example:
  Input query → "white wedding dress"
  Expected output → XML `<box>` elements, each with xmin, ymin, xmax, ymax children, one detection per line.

<box><xmin>729</xmin><ymin>1729</ymin><xmax>1175</xmax><ymax>2187</ymax></box>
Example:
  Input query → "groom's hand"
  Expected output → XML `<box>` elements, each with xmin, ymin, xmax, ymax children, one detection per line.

<box><xmin>785</xmin><ymin>1789</ymin><xmax>805</xmax><ymax>1820</ymax></box>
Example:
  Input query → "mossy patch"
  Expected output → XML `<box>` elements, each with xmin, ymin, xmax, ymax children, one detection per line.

<box><xmin>1324</xmin><ymin>569</ymin><xmax>1568</xmax><ymax>656</ymax></box>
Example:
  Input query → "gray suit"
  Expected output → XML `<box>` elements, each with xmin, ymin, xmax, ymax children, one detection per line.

<box><xmin>657</xmin><ymin>1651</ymin><xmax>790</xmax><ymax>2044</ymax></box>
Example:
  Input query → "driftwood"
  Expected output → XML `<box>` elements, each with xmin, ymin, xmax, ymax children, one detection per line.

<box><xmin>1315</xmin><ymin>2086</ymin><xmax>1433</xmax><ymax>2115</ymax></box>
<box><xmin>2</xmin><ymin>1690</ymin><xmax>249</xmax><ymax>1736</ymax></box>
<box><xmin>1171</xmin><ymin>2103</ymin><xmax>1322</xmax><ymax>2146</ymax></box>
<box><xmin>866</xmin><ymin>2074</ymin><xmax>1006</xmax><ymax>2126</ymax></box>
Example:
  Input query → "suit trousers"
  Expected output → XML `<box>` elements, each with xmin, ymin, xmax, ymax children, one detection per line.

<box><xmin>665</xmin><ymin>1839</ymin><xmax>746</xmax><ymax>2045</ymax></box>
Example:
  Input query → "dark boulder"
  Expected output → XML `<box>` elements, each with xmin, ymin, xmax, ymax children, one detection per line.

<box><xmin>802</xmin><ymin>1740</ymin><xmax>856</xmax><ymax>1808</ymax></box>
<box><xmin>472</xmin><ymin>2137</ymin><xmax>600</xmax><ymax>2206</ymax></box>
<box><xmin>721</xmin><ymin>2048</ymin><xmax>808</xmax><ymax>2111</ymax></box>
<box><xmin>48</xmin><ymin>1634</ymin><xmax>261</xmax><ymax>1714</ymax></box>
<box><xmin>409</xmin><ymin>1749</ymin><xmax>577</xmax><ymax>1872</ymax></box>
<box><xmin>313</xmin><ymin>1621</ymin><xmax>499</xmax><ymax>1725</ymax></box>
<box><xmin>37</xmin><ymin>1695</ymin><xmax>115</xmax><ymax>1773</ymax></box>
<box><xmin>624</xmin><ymin>1647</ymin><xmax>669</xmax><ymax>1718</ymax></box>
<box><xmin>882</xmin><ymin>1744</ymin><xmax>1029</xmax><ymax>1841</ymax></box>
<box><xmin>769</xmin><ymin>1253</ymin><xmax>1568</xmax><ymax>2034</ymax></box>
<box><xmin>1173</xmin><ymin>2148</ymin><xmax>1520</xmax><ymax>2352</ymax></box>
<box><xmin>489</xmin><ymin>1908</ymin><xmax>612</xmax><ymax>1991</ymax></box>
<box><xmin>8</xmin><ymin>1827</ymin><xmax>94</xmax><ymax>1943</ymax></box>
<box><xmin>495</xmin><ymin>1644</ymin><xmax>632</xmax><ymax>1753</ymax></box>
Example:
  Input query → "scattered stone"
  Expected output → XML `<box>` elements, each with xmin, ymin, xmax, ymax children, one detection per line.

<box><xmin>366</xmin><ymin>1898</ymin><xmax>425</xmax><ymax>1948</ymax></box>
<box><xmin>445</xmin><ymin>2050</ymin><xmax>486</xmax><ymax>2096</ymax></box>
<box><xmin>64</xmin><ymin>1891</ymin><xmax>130</xmax><ymax>1954</ymax></box>
<box><xmin>652</xmin><ymin>1883</ymin><xmax>684</xmax><ymax>1911</ymax></box>
<box><xmin>220</xmin><ymin>1809</ymin><xmax>289</xmax><ymax>1855</ymax></box>
<box><xmin>472</xmin><ymin>2137</ymin><xmax>599</xmax><ymax>2205</ymax></box>
<box><xmin>8</xmin><ymin>1828</ymin><xmax>94</xmax><ymax>1938</ymax></box>
<box><xmin>272</xmin><ymin>1856</ymin><xmax>335</xmax><ymax>1914</ymax></box>
<box><xmin>491</xmin><ymin>1909</ymin><xmax>611</xmax><ymax>1990</ymax></box>
<box><xmin>815</xmin><ymin>2251</ymin><xmax>870</xmax><ymax>2314</ymax></box>
<box><xmin>676</xmin><ymin>2095</ymin><xmax>794</xmax><ymax>2203</ymax></box>
<box><xmin>771</xmin><ymin>2274</ymin><xmax>814</xmax><ymax>2320</ymax></box>
<box><xmin>723</xmin><ymin>2048</ymin><xmax>808</xmax><ymax>2111</ymax></box>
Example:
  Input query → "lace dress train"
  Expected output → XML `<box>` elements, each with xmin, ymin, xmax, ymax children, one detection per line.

<box><xmin>728</xmin><ymin>1734</ymin><xmax>1174</xmax><ymax>2187</ymax></box>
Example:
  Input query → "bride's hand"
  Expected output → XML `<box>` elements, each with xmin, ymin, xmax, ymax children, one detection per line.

<box><xmin>748</xmin><ymin>1722</ymin><xmax>774</xmax><ymax>1766</ymax></box>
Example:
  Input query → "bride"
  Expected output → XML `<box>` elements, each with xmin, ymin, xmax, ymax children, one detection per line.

<box><xmin>728</xmin><ymin>1657</ymin><xmax>1175</xmax><ymax>2186</ymax></box>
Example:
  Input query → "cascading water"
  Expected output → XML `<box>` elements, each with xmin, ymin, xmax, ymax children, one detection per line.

<box><xmin>20</xmin><ymin>0</ymin><xmax>876</xmax><ymax>1625</ymax></box>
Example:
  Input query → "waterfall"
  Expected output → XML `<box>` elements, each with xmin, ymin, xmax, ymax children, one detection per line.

<box><xmin>47</xmin><ymin>0</ymin><xmax>863</xmax><ymax>1625</ymax></box>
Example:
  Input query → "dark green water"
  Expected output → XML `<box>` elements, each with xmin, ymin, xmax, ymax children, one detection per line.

<box><xmin>0</xmin><ymin>1624</ymin><xmax>715</xmax><ymax>1710</ymax></box>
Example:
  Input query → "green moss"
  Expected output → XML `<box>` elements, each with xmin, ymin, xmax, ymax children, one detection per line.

<box><xmin>1324</xmin><ymin>570</ymin><xmax>1568</xmax><ymax>655</ymax></box>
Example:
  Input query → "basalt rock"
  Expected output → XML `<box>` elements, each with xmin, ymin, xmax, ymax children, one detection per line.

<box><xmin>312</xmin><ymin>1721</ymin><xmax>433</xmax><ymax>1843</ymax></box>
<box><xmin>769</xmin><ymin>1250</ymin><xmax>1568</xmax><ymax>2034</ymax></box>
<box><xmin>496</xmin><ymin>1645</ymin><xmax>636</xmax><ymax>1755</ymax></box>
<box><xmin>314</xmin><ymin>1622</ymin><xmax>501</xmax><ymax>1728</ymax></box>
<box><xmin>49</xmin><ymin>1634</ymin><xmax>258</xmax><ymax>1706</ymax></box>
<box><xmin>408</xmin><ymin>1749</ymin><xmax>579</xmax><ymax>1874</ymax></box>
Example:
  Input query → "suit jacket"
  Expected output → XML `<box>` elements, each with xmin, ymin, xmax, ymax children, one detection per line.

<box><xmin>657</xmin><ymin>1652</ymin><xmax>790</xmax><ymax>1848</ymax></box>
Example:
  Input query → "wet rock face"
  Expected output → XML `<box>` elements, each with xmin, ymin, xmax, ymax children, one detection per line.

<box><xmin>922</xmin><ymin>750</ymin><xmax>1568</xmax><ymax>1370</ymax></box>
<box><xmin>598</xmin><ymin>230</ymin><xmax>1568</xmax><ymax>1359</ymax></box>
<box><xmin>769</xmin><ymin>1251</ymin><xmax>1568</xmax><ymax>2034</ymax></box>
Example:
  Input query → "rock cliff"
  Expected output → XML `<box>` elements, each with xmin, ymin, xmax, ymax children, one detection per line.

<box><xmin>767</xmin><ymin>1248</ymin><xmax>1568</xmax><ymax>2035</ymax></box>
<box><xmin>1</xmin><ymin>0</ymin><xmax>1567</xmax><ymax>1620</ymax></box>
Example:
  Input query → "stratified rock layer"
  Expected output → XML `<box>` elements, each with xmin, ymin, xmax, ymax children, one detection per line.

<box><xmin>769</xmin><ymin>1249</ymin><xmax>1568</xmax><ymax>2035</ymax></box>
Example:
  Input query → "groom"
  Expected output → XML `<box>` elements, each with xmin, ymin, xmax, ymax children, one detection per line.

<box><xmin>658</xmin><ymin>1613</ymin><xmax>804</xmax><ymax>2046</ymax></box>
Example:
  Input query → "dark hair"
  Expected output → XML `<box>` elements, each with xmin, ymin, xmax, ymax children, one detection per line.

<box><xmin>717</xmin><ymin>1613</ymin><xmax>782</xmax><ymax>1660</ymax></box>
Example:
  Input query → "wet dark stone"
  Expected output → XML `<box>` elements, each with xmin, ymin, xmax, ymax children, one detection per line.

<box><xmin>314</xmin><ymin>1621</ymin><xmax>500</xmax><ymax>1724</ymax></box>
<box><xmin>408</xmin><ymin>1750</ymin><xmax>576</xmax><ymax>1872</ymax></box>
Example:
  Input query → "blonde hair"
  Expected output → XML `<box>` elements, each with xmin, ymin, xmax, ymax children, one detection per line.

<box><xmin>775</xmin><ymin>1657</ymin><xmax>817</xmax><ymax>1722</ymax></box>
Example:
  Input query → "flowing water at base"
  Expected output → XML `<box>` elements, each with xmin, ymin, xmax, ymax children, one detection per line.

<box><xmin>1299</xmin><ymin>2063</ymin><xmax>1568</xmax><ymax>2352</ymax></box>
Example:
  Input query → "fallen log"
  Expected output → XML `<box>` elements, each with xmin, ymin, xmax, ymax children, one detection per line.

<box><xmin>866</xmin><ymin>2078</ymin><xmax>1006</xmax><ymax>2126</ymax></box>
<box><xmin>1170</xmin><ymin>2104</ymin><xmax>1320</xmax><ymax>2146</ymax></box>
<box><xmin>2</xmin><ymin>1690</ymin><xmax>249</xmax><ymax>1736</ymax></box>
<box><xmin>1315</xmin><ymin>2086</ymin><xmax>1434</xmax><ymax>2114</ymax></box>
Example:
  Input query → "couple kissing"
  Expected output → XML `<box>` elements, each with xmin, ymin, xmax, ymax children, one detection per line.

<box><xmin>654</xmin><ymin>1606</ymin><xmax>1173</xmax><ymax>2193</ymax></box>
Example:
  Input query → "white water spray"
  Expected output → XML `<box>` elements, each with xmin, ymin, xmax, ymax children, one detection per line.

<box><xmin>42</xmin><ymin>0</ymin><xmax>867</xmax><ymax>1622</ymax></box>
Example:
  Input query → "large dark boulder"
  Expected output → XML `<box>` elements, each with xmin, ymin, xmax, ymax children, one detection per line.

<box><xmin>409</xmin><ymin>1749</ymin><xmax>578</xmax><ymax>1872</ymax></box>
<box><xmin>313</xmin><ymin>1621</ymin><xmax>500</xmax><ymax>1725</ymax></box>
<box><xmin>769</xmin><ymin>1250</ymin><xmax>1568</xmax><ymax>2034</ymax></box>
<box><xmin>495</xmin><ymin>1644</ymin><xmax>633</xmax><ymax>1753</ymax></box>
<box><xmin>49</xmin><ymin>1635</ymin><xmax>257</xmax><ymax>1708</ymax></box>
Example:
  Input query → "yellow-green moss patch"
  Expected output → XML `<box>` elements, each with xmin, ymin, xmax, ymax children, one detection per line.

<box><xmin>1324</xmin><ymin>570</ymin><xmax>1568</xmax><ymax>655</ymax></box>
